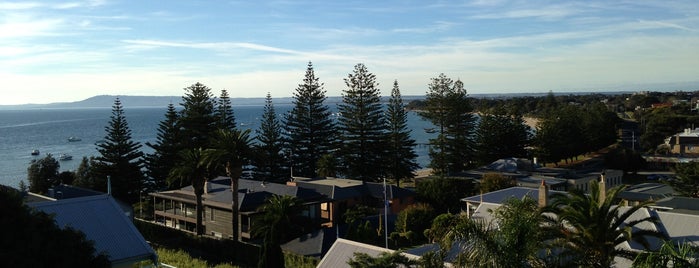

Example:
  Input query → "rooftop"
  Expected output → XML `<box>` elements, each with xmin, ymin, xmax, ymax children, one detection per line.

<box><xmin>28</xmin><ymin>194</ymin><xmax>157</xmax><ymax>266</ymax></box>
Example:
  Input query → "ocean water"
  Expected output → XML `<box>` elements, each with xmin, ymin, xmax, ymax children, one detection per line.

<box><xmin>0</xmin><ymin>104</ymin><xmax>435</xmax><ymax>188</ymax></box>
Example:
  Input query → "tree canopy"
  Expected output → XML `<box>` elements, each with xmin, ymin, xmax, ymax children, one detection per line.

<box><xmin>0</xmin><ymin>186</ymin><xmax>110</xmax><ymax>267</ymax></box>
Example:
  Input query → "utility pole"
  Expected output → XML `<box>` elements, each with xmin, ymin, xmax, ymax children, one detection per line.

<box><xmin>383</xmin><ymin>177</ymin><xmax>388</xmax><ymax>249</ymax></box>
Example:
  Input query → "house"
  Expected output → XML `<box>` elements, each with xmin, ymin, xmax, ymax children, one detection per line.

<box><xmin>150</xmin><ymin>175</ymin><xmax>417</xmax><ymax>246</ymax></box>
<box><xmin>150</xmin><ymin>176</ymin><xmax>326</xmax><ymax>240</ymax></box>
<box><xmin>28</xmin><ymin>194</ymin><xmax>158</xmax><ymax>268</ymax></box>
<box><xmin>663</xmin><ymin>128</ymin><xmax>699</xmax><ymax>155</ymax></box>
<box><xmin>460</xmin><ymin>183</ymin><xmax>567</xmax><ymax>219</ymax></box>
<box><xmin>288</xmin><ymin>177</ymin><xmax>417</xmax><ymax>227</ymax></box>
<box><xmin>463</xmin><ymin>157</ymin><xmax>623</xmax><ymax>194</ymax></box>
<box><xmin>460</xmin><ymin>182</ymin><xmax>699</xmax><ymax>268</ymax></box>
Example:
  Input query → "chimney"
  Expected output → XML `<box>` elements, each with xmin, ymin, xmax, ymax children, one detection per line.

<box><xmin>538</xmin><ymin>179</ymin><xmax>548</xmax><ymax>208</ymax></box>
<box><xmin>204</xmin><ymin>181</ymin><xmax>211</xmax><ymax>194</ymax></box>
<box><xmin>599</xmin><ymin>172</ymin><xmax>606</xmax><ymax>204</ymax></box>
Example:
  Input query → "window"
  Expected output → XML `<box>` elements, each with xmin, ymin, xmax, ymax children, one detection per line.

<box><xmin>321</xmin><ymin>203</ymin><xmax>328</xmax><ymax>211</ymax></box>
<box><xmin>209</xmin><ymin>208</ymin><xmax>215</xmax><ymax>221</ymax></box>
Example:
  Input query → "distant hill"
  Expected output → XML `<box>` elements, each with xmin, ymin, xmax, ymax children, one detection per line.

<box><xmin>0</xmin><ymin>95</ymin><xmax>288</xmax><ymax>109</ymax></box>
<box><xmin>0</xmin><ymin>91</ymin><xmax>643</xmax><ymax>110</ymax></box>
<box><xmin>0</xmin><ymin>94</ymin><xmax>428</xmax><ymax>109</ymax></box>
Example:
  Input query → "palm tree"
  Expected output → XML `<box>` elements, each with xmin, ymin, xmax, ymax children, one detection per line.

<box><xmin>545</xmin><ymin>180</ymin><xmax>665</xmax><ymax>267</ymax></box>
<box><xmin>633</xmin><ymin>240</ymin><xmax>699</xmax><ymax>268</ymax></box>
<box><xmin>252</xmin><ymin>195</ymin><xmax>302</xmax><ymax>268</ymax></box>
<box><xmin>168</xmin><ymin>148</ymin><xmax>206</xmax><ymax>235</ymax></box>
<box><xmin>442</xmin><ymin>197</ymin><xmax>550</xmax><ymax>267</ymax></box>
<box><xmin>202</xmin><ymin>129</ymin><xmax>253</xmax><ymax>241</ymax></box>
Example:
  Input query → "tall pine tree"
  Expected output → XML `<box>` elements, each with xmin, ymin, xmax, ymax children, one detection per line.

<box><xmin>94</xmin><ymin>97</ymin><xmax>145</xmax><ymax>204</ymax></box>
<box><xmin>254</xmin><ymin>93</ymin><xmax>288</xmax><ymax>182</ymax></box>
<box><xmin>179</xmin><ymin>82</ymin><xmax>217</xmax><ymax>150</ymax></box>
<box><xmin>385</xmin><ymin>80</ymin><xmax>418</xmax><ymax>187</ymax></box>
<box><xmin>283</xmin><ymin>62</ymin><xmax>336</xmax><ymax>178</ymax></box>
<box><xmin>337</xmin><ymin>63</ymin><xmax>386</xmax><ymax>182</ymax></box>
<box><xmin>216</xmin><ymin>89</ymin><xmax>237</xmax><ymax>131</ymax></box>
<box><xmin>145</xmin><ymin>103</ymin><xmax>181</xmax><ymax>190</ymax></box>
<box><xmin>419</xmin><ymin>74</ymin><xmax>475</xmax><ymax>176</ymax></box>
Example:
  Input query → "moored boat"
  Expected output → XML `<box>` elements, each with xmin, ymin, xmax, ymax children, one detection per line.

<box><xmin>59</xmin><ymin>154</ymin><xmax>73</xmax><ymax>161</ymax></box>
<box><xmin>68</xmin><ymin>136</ymin><xmax>82</xmax><ymax>142</ymax></box>
<box><xmin>31</xmin><ymin>149</ymin><xmax>40</xmax><ymax>156</ymax></box>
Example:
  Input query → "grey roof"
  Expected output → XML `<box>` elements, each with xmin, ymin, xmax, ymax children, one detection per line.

<box><xmin>294</xmin><ymin>181</ymin><xmax>364</xmax><ymax>200</ymax></box>
<box><xmin>365</xmin><ymin>182</ymin><xmax>416</xmax><ymax>200</ymax></box>
<box><xmin>405</xmin><ymin>241</ymin><xmax>466</xmax><ymax>263</ymax></box>
<box><xmin>317</xmin><ymin>238</ymin><xmax>420</xmax><ymax>268</ymax></box>
<box><xmin>281</xmin><ymin>228</ymin><xmax>337</xmax><ymax>258</ymax></box>
<box><xmin>28</xmin><ymin>194</ymin><xmax>157</xmax><ymax>266</ymax></box>
<box><xmin>618</xmin><ymin>183</ymin><xmax>676</xmax><ymax>201</ymax></box>
<box><xmin>653</xmin><ymin>196</ymin><xmax>699</xmax><ymax>214</ymax></box>
<box><xmin>461</xmin><ymin>186</ymin><xmax>566</xmax><ymax>205</ymax></box>
<box><xmin>166</xmin><ymin>176</ymin><xmax>324</xmax><ymax>212</ymax></box>
<box><xmin>654</xmin><ymin>210</ymin><xmax>699</xmax><ymax>247</ymax></box>
<box><xmin>516</xmin><ymin>176</ymin><xmax>567</xmax><ymax>187</ymax></box>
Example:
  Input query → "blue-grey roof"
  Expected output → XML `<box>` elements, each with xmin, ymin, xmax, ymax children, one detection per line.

<box><xmin>28</xmin><ymin>194</ymin><xmax>157</xmax><ymax>266</ymax></box>
<box><xmin>48</xmin><ymin>184</ymin><xmax>104</xmax><ymax>199</ymax></box>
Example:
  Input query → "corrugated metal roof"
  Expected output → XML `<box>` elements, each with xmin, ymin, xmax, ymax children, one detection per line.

<box><xmin>28</xmin><ymin>194</ymin><xmax>157</xmax><ymax>266</ymax></box>
<box><xmin>656</xmin><ymin>210</ymin><xmax>699</xmax><ymax>247</ymax></box>
<box><xmin>317</xmin><ymin>238</ymin><xmax>420</xmax><ymax>268</ymax></box>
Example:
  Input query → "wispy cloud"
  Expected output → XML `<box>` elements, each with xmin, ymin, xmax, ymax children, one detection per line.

<box><xmin>470</xmin><ymin>4</ymin><xmax>580</xmax><ymax>20</ymax></box>
<box><xmin>122</xmin><ymin>39</ymin><xmax>306</xmax><ymax>55</ymax></box>
<box><xmin>0</xmin><ymin>17</ymin><xmax>64</xmax><ymax>38</ymax></box>
<box><xmin>0</xmin><ymin>2</ymin><xmax>41</xmax><ymax>10</ymax></box>
<box><xmin>639</xmin><ymin>20</ymin><xmax>697</xmax><ymax>32</ymax></box>
<box><xmin>393</xmin><ymin>21</ymin><xmax>457</xmax><ymax>34</ymax></box>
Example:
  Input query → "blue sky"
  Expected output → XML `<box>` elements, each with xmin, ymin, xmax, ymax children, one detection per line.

<box><xmin>0</xmin><ymin>0</ymin><xmax>698</xmax><ymax>105</ymax></box>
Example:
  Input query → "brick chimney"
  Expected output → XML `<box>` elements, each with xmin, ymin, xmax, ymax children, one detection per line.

<box><xmin>538</xmin><ymin>179</ymin><xmax>548</xmax><ymax>208</ymax></box>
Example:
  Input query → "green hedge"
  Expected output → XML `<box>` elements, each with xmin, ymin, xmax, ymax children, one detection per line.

<box><xmin>135</xmin><ymin>220</ymin><xmax>320</xmax><ymax>267</ymax></box>
<box><xmin>134</xmin><ymin>220</ymin><xmax>259</xmax><ymax>267</ymax></box>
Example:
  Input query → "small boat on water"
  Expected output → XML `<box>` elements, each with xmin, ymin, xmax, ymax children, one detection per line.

<box><xmin>31</xmin><ymin>149</ymin><xmax>40</xmax><ymax>156</ymax></box>
<box><xmin>59</xmin><ymin>154</ymin><xmax>73</xmax><ymax>161</ymax></box>
<box><xmin>68</xmin><ymin>136</ymin><xmax>82</xmax><ymax>142</ymax></box>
